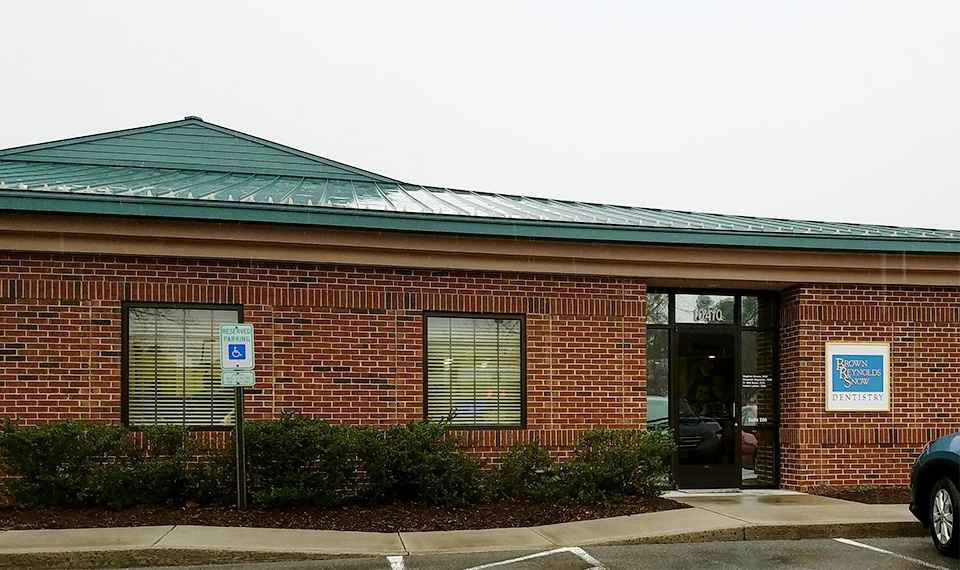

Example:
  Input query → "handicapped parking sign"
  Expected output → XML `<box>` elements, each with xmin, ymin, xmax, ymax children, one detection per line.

<box><xmin>228</xmin><ymin>344</ymin><xmax>246</xmax><ymax>361</ymax></box>
<box><xmin>220</xmin><ymin>324</ymin><xmax>254</xmax><ymax>370</ymax></box>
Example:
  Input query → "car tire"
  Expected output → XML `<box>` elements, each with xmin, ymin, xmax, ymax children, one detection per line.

<box><xmin>929</xmin><ymin>476</ymin><xmax>959</xmax><ymax>557</ymax></box>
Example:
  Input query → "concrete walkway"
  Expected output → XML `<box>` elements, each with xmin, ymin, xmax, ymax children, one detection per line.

<box><xmin>0</xmin><ymin>491</ymin><xmax>924</xmax><ymax>567</ymax></box>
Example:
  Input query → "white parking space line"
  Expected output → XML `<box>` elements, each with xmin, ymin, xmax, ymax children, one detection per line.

<box><xmin>462</xmin><ymin>546</ymin><xmax>605</xmax><ymax>570</ymax></box>
<box><xmin>387</xmin><ymin>555</ymin><xmax>405</xmax><ymax>570</ymax></box>
<box><xmin>568</xmin><ymin>546</ymin><xmax>605</xmax><ymax>569</ymax></box>
<box><xmin>833</xmin><ymin>538</ymin><xmax>952</xmax><ymax>570</ymax></box>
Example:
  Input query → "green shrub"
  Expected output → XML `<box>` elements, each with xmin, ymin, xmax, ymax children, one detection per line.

<box><xmin>0</xmin><ymin>420</ymin><xmax>228</xmax><ymax>509</ymax></box>
<box><xmin>0</xmin><ymin>419</ymin><xmax>676</xmax><ymax>511</ymax></box>
<box><xmin>485</xmin><ymin>440</ymin><xmax>557</xmax><ymax>501</ymax></box>
<box><xmin>192</xmin><ymin>445</ymin><xmax>235</xmax><ymax>506</ymax></box>
<box><xmin>552</xmin><ymin>427</ymin><xmax>676</xmax><ymax>504</ymax></box>
<box><xmin>242</xmin><ymin>415</ymin><xmax>376</xmax><ymax>508</ymax></box>
<box><xmin>0</xmin><ymin>419</ymin><xmax>124</xmax><ymax>507</ymax></box>
<box><xmin>99</xmin><ymin>425</ymin><xmax>216</xmax><ymax>509</ymax></box>
<box><xmin>631</xmin><ymin>427</ymin><xmax>675</xmax><ymax>496</ymax></box>
<box><xmin>361</xmin><ymin>419</ymin><xmax>485</xmax><ymax>507</ymax></box>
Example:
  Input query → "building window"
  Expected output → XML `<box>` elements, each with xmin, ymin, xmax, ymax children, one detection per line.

<box><xmin>123</xmin><ymin>304</ymin><xmax>240</xmax><ymax>427</ymax></box>
<box><xmin>425</xmin><ymin>314</ymin><xmax>524</xmax><ymax>428</ymax></box>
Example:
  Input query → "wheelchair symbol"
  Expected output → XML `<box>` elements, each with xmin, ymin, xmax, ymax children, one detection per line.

<box><xmin>228</xmin><ymin>344</ymin><xmax>246</xmax><ymax>360</ymax></box>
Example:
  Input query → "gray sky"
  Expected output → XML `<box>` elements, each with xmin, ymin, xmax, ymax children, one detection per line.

<box><xmin>4</xmin><ymin>1</ymin><xmax>958</xmax><ymax>230</ymax></box>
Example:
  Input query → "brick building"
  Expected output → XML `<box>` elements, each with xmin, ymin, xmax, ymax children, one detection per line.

<box><xmin>1</xmin><ymin>117</ymin><xmax>958</xmax><ymax>490</ymax></box>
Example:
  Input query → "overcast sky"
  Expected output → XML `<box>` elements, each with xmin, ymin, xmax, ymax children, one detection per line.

<box><xmin>3</xmin><ymin>1</ymin><xmax>958</xmax><ymax>230</ymax></box>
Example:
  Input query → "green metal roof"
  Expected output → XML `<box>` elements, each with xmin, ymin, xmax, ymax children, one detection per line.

<box><xmin>0</xmin><ymin>117</ymin><xmax>394</xmax><ymax>183</ymax></box>
<box><xmin>1</xmin><ymin>117</ymin><xmax>958</xmax><ymax>254</ymax></box>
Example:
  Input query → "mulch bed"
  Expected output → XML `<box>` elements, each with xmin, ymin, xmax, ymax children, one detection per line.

<box><xmin>0</xmin><ymin>495</ymin><xmax>686</xmax><ymax>533</ymax></box>
<box><xmin>809</xmin><ymin>485</ymin><xmax>910</xmax><ymax>504</ymax></box>
<box><xmin>0</xmin><ymin>486</ymin><xmax>909</xmax><ymax>533</ymax></box>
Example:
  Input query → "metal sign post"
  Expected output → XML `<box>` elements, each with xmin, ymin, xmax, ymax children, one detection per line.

<box><xmin>220</xmin><ymin>323</ymin><xmax>255</xmax><ymax>511</ymax></box>
<box><xmin>234</xmin><ymin>385</ymin><xmax>246</xmax><ymax>510</ymax></box>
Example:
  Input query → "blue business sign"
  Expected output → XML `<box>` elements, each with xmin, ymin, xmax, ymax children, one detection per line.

<box><xmin>825</xmin><ymin>343</ymin><xmax>889</xmax><ymax>411</ymax></box>
<box><xmin>832</xmin><ymin>354</ymin><xmax>884</xmax><ymax>391</ymax></box>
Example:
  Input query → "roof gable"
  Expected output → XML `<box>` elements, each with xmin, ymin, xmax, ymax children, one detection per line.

<box><xmin>0</xmin><ymin>117</ymin><xmax>396</xmax><ymax>183</ymax></box>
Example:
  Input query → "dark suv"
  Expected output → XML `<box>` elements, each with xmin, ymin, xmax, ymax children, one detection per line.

<box><xmin>909</xmin><ymin>431</ymin><xmax>960</xmax><ymax>557</ymax></box>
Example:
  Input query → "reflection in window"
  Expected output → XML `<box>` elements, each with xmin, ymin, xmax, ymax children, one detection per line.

<box><xmin>741</xmin><ymin>295</ymin><xmax>777</xmax><ymax>327</ymax></box>
<box><xmin>742</xmin><ymin>296</ymin><xmax>758</xmax><ymax>327</ymax></box>
<box><xmin>125</xmin><ymin>305</ymin><xmax>239</xmax><ymax>427</ymax></box>
<box><xmin>741</xmin><ymin>429</ymin><xmax>776</xmax><ymax>487</ymax></box>
<box><xmin>425</xmin><ymin>315</ymin><xmax>523</xmax><ymax>428</ymax></box>
<box><xmin>646</xmin><ymin>292</ymin><xmax>669</xmax><ymax>324</ymax></box>
<box><xmin>646</xmin><ymin>328</ymin><xmax>670</xmax><ymax>430</ymax></box>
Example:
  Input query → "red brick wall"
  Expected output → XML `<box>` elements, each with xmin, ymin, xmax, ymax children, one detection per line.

<box><xmin>779</xmin><ymin>284</ymin><xmax>960</xmax><ymax>489</ymax></box>
<box><xmin>0</xmin><ymin>253</ymin><xmax>646</xmax><ymax>458</ymax></box>
<box><xmin>7</xmin><ymin>253</ymin><xmax>957</xmax><ymax>487</ymax></box>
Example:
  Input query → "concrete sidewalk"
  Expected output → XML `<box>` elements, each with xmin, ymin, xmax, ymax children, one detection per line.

<box><xmin>0</xmin><ymin>491</ymin><xmax>924</xmax><ymax>568</ymax></box>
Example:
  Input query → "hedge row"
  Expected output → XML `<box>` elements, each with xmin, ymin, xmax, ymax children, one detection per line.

<box><xmin>0</xmin><ymin>417</ymin><xmax>675</xmax><ymax>509</ymax></box>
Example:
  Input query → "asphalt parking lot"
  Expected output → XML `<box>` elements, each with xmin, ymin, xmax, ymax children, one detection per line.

<box><xmin>139</xmin><ymin>536</ymin><xmax>955</xmax><ymax>570</ymax></box>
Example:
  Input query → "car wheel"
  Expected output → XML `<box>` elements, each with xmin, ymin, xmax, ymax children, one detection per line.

<box><xmin>929</xmin><ymin>476</ymin><xmax>959</xmax><ymax>557</ymax></box>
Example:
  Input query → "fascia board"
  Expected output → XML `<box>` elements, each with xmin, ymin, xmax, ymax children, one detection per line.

<box><xmin>2</xmin><ymin>192</ymin><xmax>959</xmax><ymax>256</ymax></box>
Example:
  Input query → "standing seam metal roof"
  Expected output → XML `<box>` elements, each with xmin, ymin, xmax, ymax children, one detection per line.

<box><xmin>1</xmin><ymin>117</ymin><xmax>958</xmax><ymax>254</ymax></box>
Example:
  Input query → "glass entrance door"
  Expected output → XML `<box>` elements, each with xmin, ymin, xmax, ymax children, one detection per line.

<box><xmin>672</xmin><ymin>330</ymin><xmax>740</xmax><ymax>489</ymax></box>
<box><xmin>646</xmin><ymin>290</ymin><xmax>779</xmax><ymax>489</ymax></box>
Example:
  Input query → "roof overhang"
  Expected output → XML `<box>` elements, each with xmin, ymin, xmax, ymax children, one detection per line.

<box><xmin>2</xmin><ymin>208</ymin><xmax>958</xmax><ymax>289</ymax></box>
<box><xmin>3</xmin><ymin>191</ymin><xmax>960</xmax><ymax>257</ymax></box>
